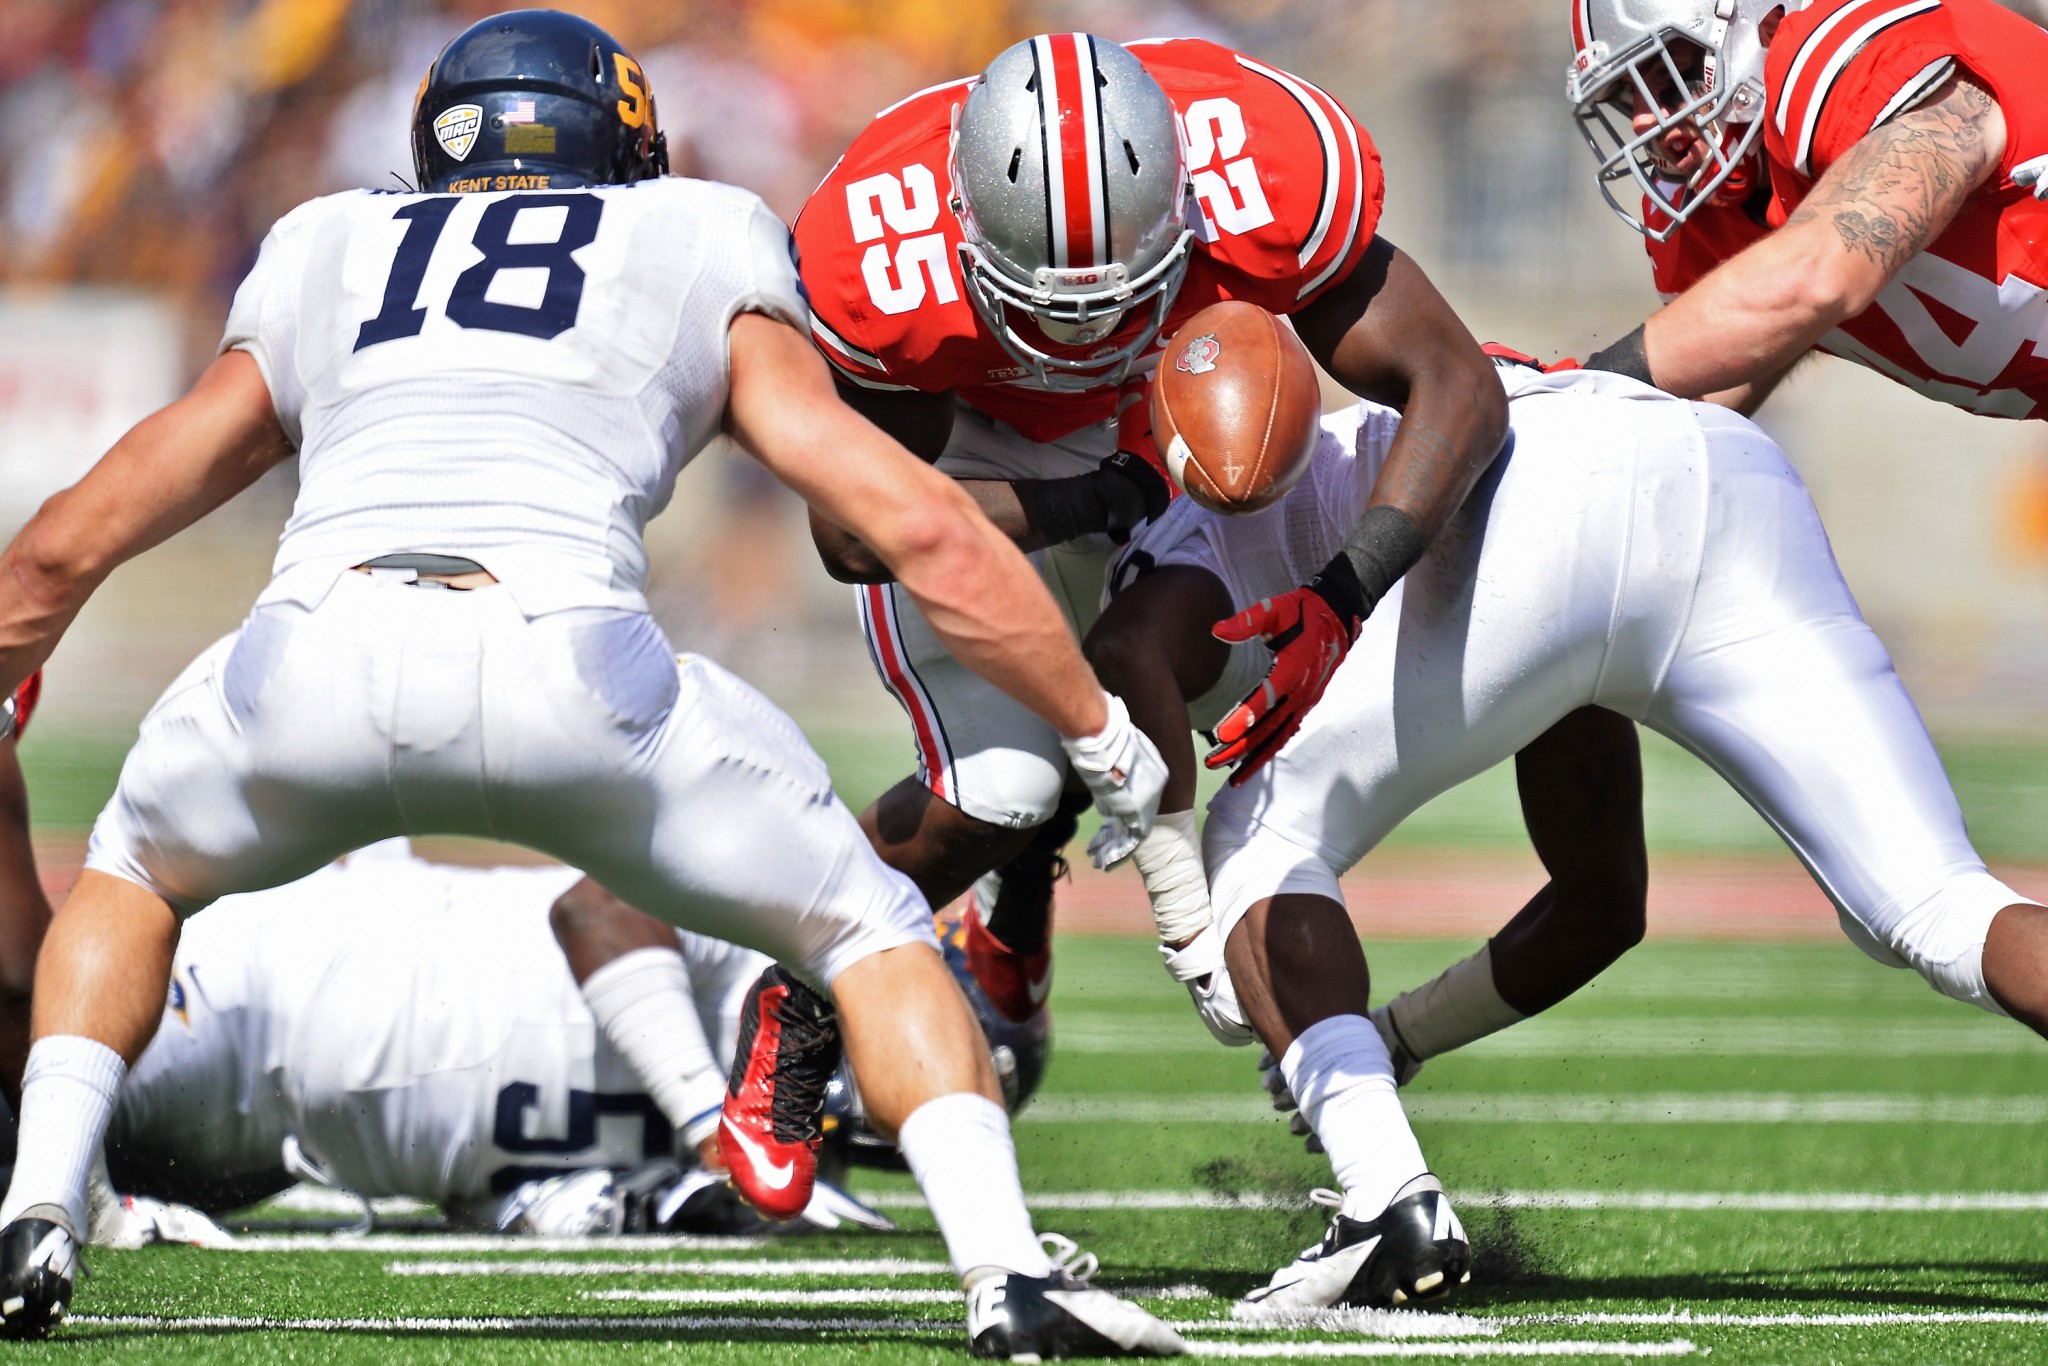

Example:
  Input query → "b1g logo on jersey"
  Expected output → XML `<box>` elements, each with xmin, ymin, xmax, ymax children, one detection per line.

<box><xmin>846</xmin><ymin>164</ymin><xmax>959</xmax><ymax>316</ymax></box>
<box><xmin>1176</xmin><ymin>333</ymin><xmax>1221</xmax><ymax>375</ymax></box>
<box><xmin>433</xmin><ymin>104</ymin><xmax>483</xmax><ymax>162</ymax></box>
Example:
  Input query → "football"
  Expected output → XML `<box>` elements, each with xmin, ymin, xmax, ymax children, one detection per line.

<box><xmin>1152</xmin><ymin>300</ymin><xmax>1321</xmax><ymax>515</ymax></box>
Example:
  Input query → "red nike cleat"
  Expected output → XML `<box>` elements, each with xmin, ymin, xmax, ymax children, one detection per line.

<box><xmin>718</xmin><ymin>965</ymin><xmax>841</xmax><ymax>1221</ymax></box>
<box><xmin>962</xmin><ymin>898</ymin><xmax>1053</xmax><ymax>1024</ymax></box>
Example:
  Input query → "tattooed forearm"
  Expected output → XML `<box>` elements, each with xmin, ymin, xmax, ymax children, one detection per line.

<box><xmin>1786</xmin><ymin>73</ymin><xmax>2002</xmax><ymax>273</ymax></box>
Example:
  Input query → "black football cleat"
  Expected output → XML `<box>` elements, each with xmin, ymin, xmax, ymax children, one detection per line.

<box><xmin>0</xmin><ymin>1210</ymin><xmax>80</xmax><ymax>1340</ymax></box>
<box><xmin>967</xmin><ymin>1236</ymin><xmax>1184</xmax><ymax>1359</ymax></box>
<box><xmin>1239</xmin><ymin>1179</ymin><xmax>1470</xmax><ymax>1315</ymax></box>
<box><xmin>718</xmin><ymin>965</ymin><xmax>842</xmax><ymax>1221</ymax></box>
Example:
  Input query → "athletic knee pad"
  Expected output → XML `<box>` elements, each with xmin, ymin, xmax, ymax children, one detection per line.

<box><xmin>1204</xmin><ymin>815</ymin><xmax>1346</xmax><ymax>946</ymax></box>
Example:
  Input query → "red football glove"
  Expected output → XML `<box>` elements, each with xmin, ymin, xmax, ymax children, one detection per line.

<box><xmin>1204</xmin><ymin>584</ymin><xmax>1360</xmax><ymax>784</ymax></box>
<box><xmin>3</xmin><ymin>671</ymin><xmax>39</xmax><ymax>743</ymax></box>
<box><xmin>1481</xmin><ymin>342</ymin><xmax>1580</xmax><ymax>373</ymax></box>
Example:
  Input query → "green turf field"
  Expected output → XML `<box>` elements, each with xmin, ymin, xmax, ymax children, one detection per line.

<box><xmin>26</xmin><ymin>719</ymin><xmax>2048</xmax><ymax>861</ymax></box>
<box><xmin>34</xmin><ymin>934</ymin><xmax>2048</xmax><ymax>1362</ymax></box>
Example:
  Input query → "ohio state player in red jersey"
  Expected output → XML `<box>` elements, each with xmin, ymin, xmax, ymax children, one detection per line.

<box><xmin>1546</xmin><ymin>0</ymin><xmax>2048</xmax><ymax>1034</ymax></box>
<box><xmin>794</xmin><ymin>33</ymin><xmax>1518</xmax><ymax>1033</ymax></box>
<box><xmin>1569</xmin><ymin>0</ymin><xmax>2048</xmax><ymax>417</ymax></box>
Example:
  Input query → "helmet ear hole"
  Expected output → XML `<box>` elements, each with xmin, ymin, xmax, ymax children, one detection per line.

<box><xmin>1007</xmin><ymin>149</ymin><xmax>1022</xmax><ymax>184</ymax></box>
<box><xmin>590</xmin><ymin>43</ymin><xmax>604</xmax><ymax>81</ymax></box>
<box><xmin>1124</xmin><ymin>140</ymin><xmax>1140</xmax><ymax>174</ymax></box>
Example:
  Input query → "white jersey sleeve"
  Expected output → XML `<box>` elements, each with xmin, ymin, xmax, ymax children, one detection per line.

<box><xmin>242</xmin><ymin>179</ymin><xmax>807</xmax><ymax>617</ymax></box>
<box><xmin>219</xmin><ymin>203</ymin><xmax>321</xmax><ymax>449</ymax></box>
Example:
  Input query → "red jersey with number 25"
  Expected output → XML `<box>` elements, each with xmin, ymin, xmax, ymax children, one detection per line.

<box><xmin>795</xmin><ymin>38</ymin><xmax>1383</xmax><ymax>444</ymax></box>
<box><xmin>1702</xmin><ymin>0</ymin><xmax>2048</xmax><ymax>420</ymax></box>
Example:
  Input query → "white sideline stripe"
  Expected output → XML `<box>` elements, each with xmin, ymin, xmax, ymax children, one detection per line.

<box><xmin>228</xmin><ymin>1233</ymin><xmax>769</xmax><ymax>1252</ymax></box>
<box><xmin>1021</xmin><ymin>1093</ymin><xmax>2048</xmax><ymax>1125</ymax></box>
<box><xmin>387</xmin><ymin>1257</ymin><xmax>952</xmax><ymax>1277</ymax></box>
<box><xmin>862</xmin><ymin>1188</ymin><xmax>2048</xmax><ymax>1213</ymax></box>
<box><xmin>585</xmin><ymin>1288</ymin><xmax>957</xmax><ymax>1305</ymax></box>
<box><xmin>1185</xmin><ymin>1345</ymin><xmax>1696</xmax><ymax>1361</ymax></box>
<box><xmin>1500</xmin><ymin>1310</ymin><xmax>2048</xmax><ymax>1328</ymax></box>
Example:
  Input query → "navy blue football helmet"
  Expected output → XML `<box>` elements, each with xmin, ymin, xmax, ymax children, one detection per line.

<box><xmin>822</xmin><ymin>907</ymin><xmax>1052</xmax><ymax>1171</ymax></box>
<box><xmin>410</xmin><ymin>9</ymin><xmax>668</xmax><ymax>192</ymax></box>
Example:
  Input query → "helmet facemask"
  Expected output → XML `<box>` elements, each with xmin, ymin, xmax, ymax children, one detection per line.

<box><xmin>948</xmin><ymin>35</ymin><xmax>1198</xmax><ymax>392</ymax></box>
<box><xmin>1569</xmin><ymin>17</ymin><xmax>1768</xmax><ymax>241</ymax></box>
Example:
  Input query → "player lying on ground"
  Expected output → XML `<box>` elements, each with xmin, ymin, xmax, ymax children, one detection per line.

<box><xmin>792</xmin><ymin>33</ymin><xmax>1508</xmax><ymax>1028</ymax></box>
<box><xmin>0</xmin><ymin>836</ymin><xmax>919</xmax><ymax>1242</ymax></box>
<box><xmin>1089</xmin><ymin>361</ymin><xmax>2046</xmax><ymax>1315</ymax></box>
<box><xmin>1565</xmin><ymin>0</ymin><xmax>2048</xmax><ymax>429</ymax></box>
<box><xmin>0</xmin><ymin>13</ymin><xmax>1179</xmax><ymax>1357</ymax></box>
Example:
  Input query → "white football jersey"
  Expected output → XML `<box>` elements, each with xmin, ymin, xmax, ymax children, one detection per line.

<box><xmin>222</xmin><ymin>178</ymin><xmax>807</xmax><ymax>616</ymax></box>
<box><xmin>107</xmin><ymin>845</ymin><xmax>771</xmax><ymax>1205</ymax></box>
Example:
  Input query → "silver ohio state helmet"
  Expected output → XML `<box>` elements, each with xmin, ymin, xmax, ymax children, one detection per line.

<box><xmin>1566</xmin><ymin>0</ymin><xmax>1802</xmax><ymax>240</ymax></box>
<box><xmin>951</xmin><ymin>33</ymin><xmax>1195</xmax><ymax>390</ymax></box>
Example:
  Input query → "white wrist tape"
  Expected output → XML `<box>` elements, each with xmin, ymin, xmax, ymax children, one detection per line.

<box><xmin>1132</xmin><ymin>808</ymin><xmax>1212</xmax><ymax>945</ymax></box>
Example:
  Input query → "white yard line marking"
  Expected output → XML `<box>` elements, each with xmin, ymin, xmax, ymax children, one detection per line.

<box><xmin>1022</xmin><ymin>1093</ymin><xmax>2048</xmax><ymax>1125</ymax></box>
<box><xmin>584</xmin><ymin>1289</ymin><xmax>958</xmax><ymax>1306</ymax></box>
<box><xmin>1184</xmin><ymin>1345</ymin><xmax>1696</xmax><ymax>1360</ymax></box>
<box><xmin>69</xmin><ymin>1313</ymin><xmax>945</xmax><ymax>1333</ymax></box>
<box><xmin>1494</xmin><ymin>1310</ymin><xmax>2048</xmax><ymax>1328</ymax></box>
<box><xmin>1219</xmin><ymin>1309</ymin><xmax>1499</xmax><ymax>1339</ymax></box>
<box><xmin>858</xmin><ymin>1188</ymin><xmax>2048</xmax><ymax>1213</ymax></box>
<box><xmin>228</xmin><ymin>1233</ymin><xmax>769</xmax><ymax>1252</ymax></box>
<box><xmin>1056</xmin><ymin>1015</ymin><xmax>2028</xmax><ymax>1057</ymax></box>
<box><xmin>386</xmin><ymin>1257</ymin><xmax>952</xmax><ymax>1277</ymax></box>
<box><xmin>67</xmin><ymin>1313</ymin><xmax>1697</xmax><ymax>1358</ymax></box>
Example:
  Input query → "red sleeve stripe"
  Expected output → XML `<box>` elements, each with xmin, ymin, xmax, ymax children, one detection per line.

<box><xmin>1237</xmin><ymin>56</ymin><xmax>1364</xmax><ymax>301</ymax></box>
<box><xmin>1033</xmin><ymin>33</ymin><xmax>1112</xmax><ymax>270</ymax></box>
<box><xmin>1774</xmin><ymin>0</ymin><xmax>1942</xmax><ymax>176</ymax></box>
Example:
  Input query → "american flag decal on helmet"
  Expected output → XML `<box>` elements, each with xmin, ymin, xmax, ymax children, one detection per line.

<box><xmin>1031</xmin><ymin>33</ymin><xmax>1112</xmax><ymax>270</ymax></box>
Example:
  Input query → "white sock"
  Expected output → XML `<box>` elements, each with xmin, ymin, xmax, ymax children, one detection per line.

<box><xmin>580</xmin><ymin>948</ymin><xmax>726</xmax><ymax>1150</ymax></box>
<box><xmin>1379</xmin><ymin>943</ymin><xmax>1524</xmax><ymax>1061</ymax></box>
<box><xmin>897</xmin><ymin>1092</ymin><xmax>1053</xmax><ymax>1281</ymax></box>
<box><xmin>1281</xmin><ymin>1015</ymin><xmax>1428</xmax><ymax>1222</ymax></box>
<box><xmin>1</xmin><ymin>1036</ymin><xmax>126</xmax><ymax>1234</ymax></box>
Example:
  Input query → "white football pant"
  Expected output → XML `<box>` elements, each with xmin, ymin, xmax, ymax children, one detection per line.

<box><xmin>859</xmin><ymin>401</ymin><xmax>1114</xmax><ymax>829</ymax></box>
<box><xmin>1202</xmin><ymin>387</ymin><xmax>2028</xmax><ymax>1013</ymax></box>
<box><xmin>86</xmin><ymin>570</ymin><xmax>934</xmax><ymax>985</ymax></box>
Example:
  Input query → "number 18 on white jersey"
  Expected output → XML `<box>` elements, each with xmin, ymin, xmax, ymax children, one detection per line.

<box><xmin>222</xmin><ymin>178</ymin><xmax>807</xmax><ymax>617</ymax></box>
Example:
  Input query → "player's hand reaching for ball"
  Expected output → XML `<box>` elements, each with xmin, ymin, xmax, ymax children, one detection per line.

<box><xmin>1061</xmin><ymin>694</ymin><xmax>1168</xmax><ymax>868</ymax></box>
<box><xmin>1204</xmin><ymin>559</ymin><xmax>1368</xmax><ymax>784</ymax></box>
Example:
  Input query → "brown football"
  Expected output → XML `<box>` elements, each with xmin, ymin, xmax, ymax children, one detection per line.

<box><xmin>1152</xmin><ymin>300</ymin><xmax>1321</xmax><ymax>515</ymax></box>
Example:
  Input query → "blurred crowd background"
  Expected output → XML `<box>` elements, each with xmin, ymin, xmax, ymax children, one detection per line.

<box><xmin>6</xmin><ymin>0</ymin><xmax>2048</xmax><ymax>761</ymax></box>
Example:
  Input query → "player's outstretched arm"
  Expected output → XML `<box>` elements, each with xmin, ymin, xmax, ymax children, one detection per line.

<box><xmin>1621</xmin><ymin>73</ymin><xmax>2006</xmax><ymax>399</ymax></box>
<box><xmin>726</xmin><ymin>312</ymin><xmax>1166</xmax><ymax>852</ymax></box>
<box><xmin>806</xmin><ymin>378</ymin><xmax>1169</xmax><ymax>585</ymax></box>
<box><xmin>1207</xmin><ymin>239</ymin><xmax>1508</xmax><ymax>780</ymax></box>
<box><xmin>0</xmin><ymin>351</ymin><xmax>293</xmax><ymax>697</ymax></box>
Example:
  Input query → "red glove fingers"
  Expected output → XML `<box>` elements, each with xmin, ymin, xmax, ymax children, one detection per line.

<box><xmin>1204</xmin><ymin>587</ymin><xmax>1354</xmax><ymax>785</ymax></box>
